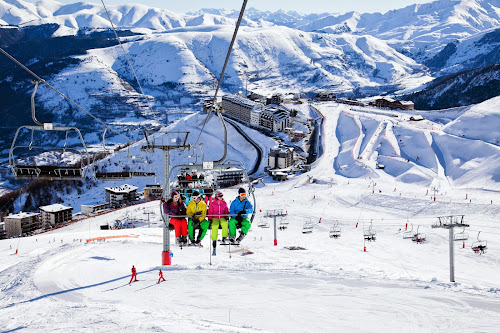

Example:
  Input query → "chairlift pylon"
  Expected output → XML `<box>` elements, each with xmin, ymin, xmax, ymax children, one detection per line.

<box><xmin>9</xmin><ymin>81</ymin><xmax>90</xmax><ymax>180</ymax></box>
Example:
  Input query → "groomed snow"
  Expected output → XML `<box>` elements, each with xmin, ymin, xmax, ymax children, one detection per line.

<box><xmin>1</xmin><ymin>99</ymin><xmax>500</xmax><ymax>332</ymax></box>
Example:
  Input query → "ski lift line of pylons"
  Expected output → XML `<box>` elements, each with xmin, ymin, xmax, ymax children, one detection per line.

<box><xmin>9</xmin><ymin>81</ymin><xmax>91</xmax><ymax>180</ymax></box>
<box><xmin>0</xmin><ymin>47</ymin><xmax>130</xmax><ymax>142</ymax></box>
<box><xmin>99</xmin><ymin>0</ymin><xmax>162</xmax><ymax>126</ymax></box>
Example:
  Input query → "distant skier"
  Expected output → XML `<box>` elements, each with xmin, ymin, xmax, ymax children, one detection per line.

<box><xmin>129</xmin><ymin>265</ymin><xmax>137</xmax><ymax>284</ymax></box>
<box><xmin>157</xmin><ymin>269</ymin><xmax>166</xmax><ymax>284</ymax></box>
<box><xmin>186</xmin><ymin>190</ymin><xmax>209</xmax><ymax>246</ymax></box>
<box><xmin>162</xmin><ymin>191</ymin><xmax>188</xmax><ymax>246</ymax></box>
<box><xmin>228</xmin><ymin>187</ymin><xmax>253</xmax><ymax>245</ymax></box>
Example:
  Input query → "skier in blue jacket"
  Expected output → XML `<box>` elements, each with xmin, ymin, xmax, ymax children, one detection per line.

<box><xmin>228</xmin><ymin>187</ymin><xmax>253</xmax><ymax>244</ymax></box>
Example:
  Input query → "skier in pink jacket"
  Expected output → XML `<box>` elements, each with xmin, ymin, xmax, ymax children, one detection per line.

<box><xmin>207</xmin><ymin>191</ymin><xmax>229</xmax><ymax>255</ymax></box>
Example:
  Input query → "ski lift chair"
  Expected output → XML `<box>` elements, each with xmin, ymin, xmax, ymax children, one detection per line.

<box><xmin>258</xmin><ymin>217</ymin><xmax>270</xmax><ymax>228</ymax></box>
<box><xmin>364</xmin><ymin>222</ymin><xmax>376</xmax><ymax>241</ymax></box>
<box><xmin>412</xmin><ymin>225</ymin><xmax>426</xmax><ymax>243</ymax></box>
<box><xmin>9</xmin><ymin>81</ymin><xmax>90</xmax><ymax>180</ymax></box>
<box><xmin>453</xmin><ymin>227</ymin><xmax>469</xmax><ymax>241</ymax></box>
<box><xmin>471</xmin><ymin>231</ymin><xmax>487</xmax><ymax>254</ymax></box>
<box><xmin>278</xmin><ymin>215</ymin><xmax>289</xmax><ymax>230</ymax></box>
<box><xmin>403</xmin><ymin>224</ymin><xmax>417</xmax><ymax>239</ymax></box>
<box><xmin>329</xmin><ymin>221</ymin><xmax>341</xmax><ymax>238</ymax></box>
<box><xmin>302</xmin><ymin>219</ymin><xmax>314</xmax><ymax>234</ymax></box>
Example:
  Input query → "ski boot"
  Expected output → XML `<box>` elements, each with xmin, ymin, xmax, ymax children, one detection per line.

<box><xmin>220</xmin><ymin>237</ymin><xmax>229</xmax><ymax>245</ymax></box>
<box><xmin>233</xmin><ymin>233</ymin><xmax>246</xmax><ymax>245</ymax></box>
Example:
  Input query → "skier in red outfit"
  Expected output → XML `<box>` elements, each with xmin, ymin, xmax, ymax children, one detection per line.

<box><xmin>158</xmin><ymin>269</ymin><xmax>166</xmax><ymax>284</ymax></box>
<box><xmin>129</xmin><ymin>265</ymin><xmax>137</xmax><ymax>284</ymax></box>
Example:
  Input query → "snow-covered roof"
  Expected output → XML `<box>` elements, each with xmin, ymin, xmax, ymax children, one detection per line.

<box><xmin>222</xmin><ymin>94</ymin><xmax>264</xmax><ymax>109</ymax></box>
<box><xmin>39</xmin><ymin>204</ymin><xmax>73</xmax><ymax>213</ymax></box>
<box><xmin>5</xmin><ymin>212</ymin><xmax>40</xmax><ymax>219</ymax></box>
<box><xmin>400</xmin><ymin>100</ymin><xmax>414</xmax><ymax>105</ymax></box>
<box><xmin>104</xmin><ymin>184</ymin><xmax>139</xmax><ymax>194</ymax></box>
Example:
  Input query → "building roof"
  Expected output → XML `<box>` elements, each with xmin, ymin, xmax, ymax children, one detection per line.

<box><xmin>5</xmin><ymin>211</ymin><xmax>40</xmax><ymax>219</ymax></box>
<box><xmin>104</xmin><ymin>184</ymin><xmax>139</xmax><ymax>194</ymax></box>
<box><xmin>39</xmin><ymin>204</ymin><xmax>73</xmax><ymax>213</ymax></box>
<box><xmin>400</xmin><ymin>100</ymin><xmax>414</xmax><ymax>105</ymax></box>
<box><xmin>222</xmin><ymin>94</ymin><xmax>264</xmax><ymax>109</ymax></box>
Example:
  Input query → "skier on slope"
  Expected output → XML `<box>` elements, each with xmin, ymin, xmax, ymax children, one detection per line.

<box><xmin>162</xmin><ymin>191</ymin><xmax>188</xmax><ymax>246</ymax></box>
<box><xmin>186</xmin><ymin>190</ymin><xmax>209</xmax><ymax>246</ymax></box>
<box><xmin>207</xmin><ymin>190</ymin><xmax>230</xmax><ymax>255</ymax></box>
<box><xmin>228</xmin><ymin>187</ymin><xmax>253</xmax><ymax>245</ymax></box>
<box><xmin>129</xmin><ymin>265</ymin><xmax>137</xmax><ymax>284</ymax></box>
<box><xmin>158</xmin><ymin>269</ymin><xmax>166</xmax><ymax>284</ymax></box>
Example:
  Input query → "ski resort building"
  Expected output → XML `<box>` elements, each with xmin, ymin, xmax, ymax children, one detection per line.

<box><xmin>81</xmin><ymin>203</ymin><xmax>110</xmax><ymax>215</ymax></box>
<box><xmin>39</xmin><ymin>204</ymin><xmax>73</xmax><ymax>228</ymax></box>
<box><xmin>144</xmin><ymin>184</ymin><xmax>162</xmax><ymax>199</ymax></box>
<box><xmin>0</xmin><ymin>222</ymin><xmax>6</xmax><ymax>240</ymax></box>
<box><xmin>222</xmin><ymin>94</ymin><xmax>291</xmax><ymax>132</ymax></box>
<box><xmin>259</xmin><ymin>105</ymin><xmax>290</xmax><ymax>132</ymax></box>
<box><xmin>105</xmin><ymin>184</ymin><xmax>138</xmax><ymax>207</ymax></box>
<box><xmin>375</xmin><ymin>98</ymin><xmax>414</xmax><ymax>110</ymax></box>
<box><xmin>222</xmin><ymin>94</ymin><xmax>264</xmax><ymax>123</ymax></box>
<box><xmin>3</xmin><ymin>212</ymin><xmax>41</xmax><ymax>237</ymax></box>
<box><xmin>268</xmin><ymin>147</ymin><xmax>294</xmax><ymax>170</ymax></box>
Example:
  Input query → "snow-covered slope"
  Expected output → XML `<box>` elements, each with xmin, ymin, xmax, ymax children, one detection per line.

<box><xmin>1</xmin><ymin>98</ymin><xmax>499</xmax><ymax>332</ymax></box>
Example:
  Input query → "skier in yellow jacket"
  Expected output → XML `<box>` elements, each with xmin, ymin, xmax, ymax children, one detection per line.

<box><xmin>186</xmin><ymin>190</ymin><xmax>209</xmax><ymax>246</ymax></box>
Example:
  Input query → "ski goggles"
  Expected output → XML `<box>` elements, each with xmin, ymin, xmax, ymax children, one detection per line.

<box><xmin>239</xmin><ymin>193</ymin><xmax>246</xmax><ymax>197</ymax></box>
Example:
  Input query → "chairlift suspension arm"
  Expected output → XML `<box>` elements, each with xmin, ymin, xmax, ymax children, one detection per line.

<box><xmin>196</xmin><ymin>0</ymin><xmax>248</xmax><ymax>163</ymax></box>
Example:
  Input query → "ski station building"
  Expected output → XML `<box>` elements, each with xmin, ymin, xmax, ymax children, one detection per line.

<box><xmin>222</xmin><ymin>94</ymin><xmax>291</xmax><ymax>132</ymax></box>
<box><xmin>3</xmin><ymin>211</ymin><xmax>41</xmax><ymax>237</ymax></box>
<box><xmin>39</xmin><ymin>204</ymin><xmax>73</xmax><ymax>229</ymax></box>
<box><xmin>105</xmin><ymin>184</ymin><xmax>138</xmax><ymax>208</ymax></box>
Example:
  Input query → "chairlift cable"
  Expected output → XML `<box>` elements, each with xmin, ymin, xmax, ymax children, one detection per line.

<box><xmin>195</xmin><ymin>0</ymin><xmax>248</xmax><ymax>145</ymax></box>
<box><xmin>0</xmin><ymin>47</ymin><xmax>129</xmax><ymax>142</ymax></box>
<box><xmin>100</xmin><ymin>0</ymin><xmax>161</xmax><ymax>125</ymax></box>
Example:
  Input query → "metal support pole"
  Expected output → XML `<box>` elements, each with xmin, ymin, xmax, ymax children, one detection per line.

<box><xmin>449</xmin><ymin>226</ymin><xmax>455</xmax><ymax>282</ymax></box>
<box><xmin>273</xmin><ymin>216</ymin><xmax>277</xmax><ymax>246</ymax></box>
<box><xmin>162</xmin><ymin>149</ymin><xmax>172</xmax><ymax>265</ymax></box>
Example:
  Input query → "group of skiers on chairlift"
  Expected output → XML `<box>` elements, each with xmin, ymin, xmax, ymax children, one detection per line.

<box><xmin>161</xmin><ymin>186</ymin><xmax>253</xmax><ymax>250</ymax></box>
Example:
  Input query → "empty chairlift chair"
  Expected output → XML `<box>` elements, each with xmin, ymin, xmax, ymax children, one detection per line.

<box><xmin>9</xmin><ymin>81</ymin><xmax>90</xmax><ymax>180</ymax></box>
<box><xmin>403</xmin><ymin>224</ymin><xmax>417</xmax><ymax>239</ymax></box>
<box><xmin>329</xmin><ymin>221</ymin><xmax>341</xmax><ymax>238</ymax></box>
<box><xmin>453</xmin><ymin>227</ymin><xmax>469</xmax><ymax>241</ymax></box>
<box><xmin>258</xmin><ymin>217</ymin><xmax>270</xmax><ymax>228</ymax></box>
<box><xmin>302</xmin><ymin>219</ymin><xmax>314</xmax><ymax>234</ymax></box>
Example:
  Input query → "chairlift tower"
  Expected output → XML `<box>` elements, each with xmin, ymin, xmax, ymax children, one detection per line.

<box><xmin>142</xmin><ymin>132</ymin><xmax>190</xmax><ymax>266</ymax></box>
<box><xmin>432</xmin><ymin>215</ymin><xmax>469</xmax><ymax>282</ymax></box>
<box><xmin>264</xmin><ymin>209</ymin><xmax>288</xmax><ymax>246</ymax></box>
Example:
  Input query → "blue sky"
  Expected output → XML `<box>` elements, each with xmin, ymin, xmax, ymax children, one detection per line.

<box><xmin>27</xmin><ymin>0</ymin><xmax>435</xmax><ymax>14</ymax></box>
